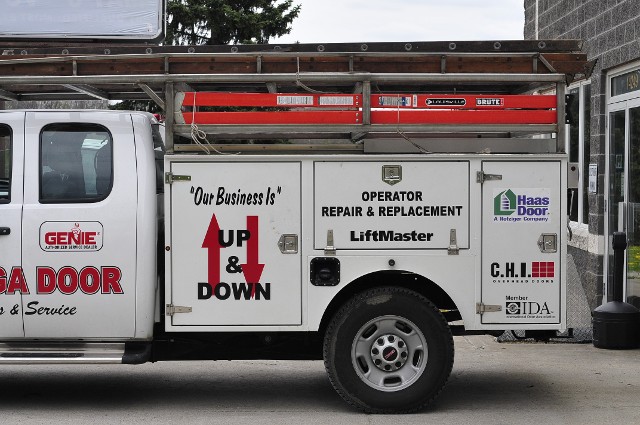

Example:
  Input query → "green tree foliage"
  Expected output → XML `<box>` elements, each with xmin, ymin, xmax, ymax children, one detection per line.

<box><xmin>109</xmin><ymin>100</ymin><xmax>162</xmax><ymax>113</ymax></box>
<box><xmin>166</xmin><ymin>0</ymin><xmax>301</xmax><ymax>45</ymax></box>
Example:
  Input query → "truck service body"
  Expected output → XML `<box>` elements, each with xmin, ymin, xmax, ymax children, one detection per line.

<box><xmin>0</xmin><ymin>40</ymin><xmax>591</xmax><ymax>413</ymax></box>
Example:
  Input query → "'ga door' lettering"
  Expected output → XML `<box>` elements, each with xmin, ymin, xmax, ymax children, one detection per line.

<box><xmin>0</xmin><ymin>266</ymin><xmax>123</xmax><ymax>295</ymax></box>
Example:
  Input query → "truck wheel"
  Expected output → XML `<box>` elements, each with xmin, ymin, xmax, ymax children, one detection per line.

<box><xmin>323</xmin><ymin>287</ymin><xmax>454</xmax><ymax>413</ymax></box>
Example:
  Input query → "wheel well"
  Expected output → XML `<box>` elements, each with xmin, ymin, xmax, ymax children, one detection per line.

<box><xmin>318</xmin><ymin>270</ymin><xmax>460</xmax><ymax>336</ymax></box>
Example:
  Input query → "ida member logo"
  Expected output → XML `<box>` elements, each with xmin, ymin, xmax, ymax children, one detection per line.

<box><xmin>494</xmin><ymin>188</ymin><xmax>551</xmax><ymax>222</ymax></box>
<box><xmin>504</xmin><ymin>295</ymin><xmax>556</xmax><ymax>319</ymax></box>
<box><xmin>40</xmin><ymin>221</ymin><xmax>103</xmax><ymax>252</ymax></box>
<box><xmin>505</xmin><ymin>301</ymin><xmax>552</xmax><ymax>316</ymax></box>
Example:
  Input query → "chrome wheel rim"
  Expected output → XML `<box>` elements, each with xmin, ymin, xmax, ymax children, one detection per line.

<box><xmin>351</xmin><ymin>315</ymin><xmax>428</xmax><ymax>392</ymax></box>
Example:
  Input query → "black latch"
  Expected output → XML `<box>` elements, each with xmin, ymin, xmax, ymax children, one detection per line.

<box><xmin>310</xmin><ymin>257</ymin><xmax>340</xmax><ymax>286</ymax></box>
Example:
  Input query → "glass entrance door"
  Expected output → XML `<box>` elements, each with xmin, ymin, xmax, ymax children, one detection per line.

<box><xmin>607</xmin><ymin>101</ymin><xmax>640</xmax><ymax>308</ymax></box>
<box><xmin>626</xmin><ymin>105</ymin><xmax>640</xmax><ymax>307</ymax></box>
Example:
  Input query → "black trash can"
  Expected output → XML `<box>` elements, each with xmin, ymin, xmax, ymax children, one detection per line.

<box><xmin>592</xmin><ymin>301</ymin><xmax>640</xmax><ymax>349</ymax></box>
<box><xmin>592</xmin><ymin>232</ymin><xmax>640</xmax><ymax>349</ymax></box>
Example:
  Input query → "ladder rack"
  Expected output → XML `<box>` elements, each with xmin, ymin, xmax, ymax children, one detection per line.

<box><xmin>0</xmin><ymin>40</ymin><xmax>593</xmax><ymax>153</ymax></box>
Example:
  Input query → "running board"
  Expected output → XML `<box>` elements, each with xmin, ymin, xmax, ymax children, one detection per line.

<box><xmin>0</xmin><ymin>342</ymin><xmax>151</xmax><ymax>364</ymax></box>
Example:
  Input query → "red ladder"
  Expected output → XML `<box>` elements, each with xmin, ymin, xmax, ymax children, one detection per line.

<box><xmin>179</xmin><ymin>92</ymin><xmax>557</xmax><ymax>125</ymax></box>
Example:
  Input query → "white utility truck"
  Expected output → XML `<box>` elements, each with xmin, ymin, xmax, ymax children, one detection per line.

<box><xmin>0</xmin><ymin>41</ymin><xmax>591</xmax><ymax>413</ymax></box>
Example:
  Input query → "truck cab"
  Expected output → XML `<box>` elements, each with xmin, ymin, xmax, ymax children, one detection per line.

<box><xmin>0</xmin><ymin>110</ymin><xmax>157</xmax><ymax>343</ymax></box>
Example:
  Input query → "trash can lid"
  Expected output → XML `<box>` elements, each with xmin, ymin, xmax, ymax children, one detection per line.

<box><xmin>592</xmin><ymin>301</ymin><xmax>640</xmax><ymax>317</ymax></box>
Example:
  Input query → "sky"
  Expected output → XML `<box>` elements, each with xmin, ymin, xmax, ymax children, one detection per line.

<box><xmin>272</xmin><ymin>0</ymin><xmax>525</xmax><ymax>44</ymax></box>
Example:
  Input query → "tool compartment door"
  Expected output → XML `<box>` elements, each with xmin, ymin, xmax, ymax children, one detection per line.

<box><xmin>481</xmin><ymin>161</ymin><xmax>562</xmax><ymax>324</ymax></box>
<box><xmin>314</xmin><ymin>161</ymin><xmax>469</xmax><ymax>250</ymax></box>
<box><xmin>168</xmin><ymin>161</ymin><xmax>301</xmax><ymax>326</ymax></box>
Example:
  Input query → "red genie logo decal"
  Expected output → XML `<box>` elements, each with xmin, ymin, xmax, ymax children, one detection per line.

<box><xmin>40</xmin><ymin>221</ymin><xmax>104</xmax><ymax>252</ymax></box>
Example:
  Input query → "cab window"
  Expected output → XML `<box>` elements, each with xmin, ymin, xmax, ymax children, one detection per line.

<box><xmin>0</xmin><ymin>125</ymin><xmax>11</xmax><ymax>203</ymax></box>
<box><xmin>40</xmin><ymin>123</ymin><xmax>112</xmax><ymax>203</ymax></box>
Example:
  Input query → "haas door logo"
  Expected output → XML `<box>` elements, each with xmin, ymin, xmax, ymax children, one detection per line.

<box><xmin>494</xmin><ymin>189</ymin><xmax>517</xmax><ymax>216</ymax></box>
<box><xmin>40</xmin><ymin>222</ymin><xmax>103</xmax><ymax>252</ymax></box>
<box><xmin>493</xmin><ymin>188</ymin><xmax>551</xmax><ymax>222</ymax></box>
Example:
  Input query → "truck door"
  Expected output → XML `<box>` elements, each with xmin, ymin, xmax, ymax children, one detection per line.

<box><xmin>0</xmin><ymin>112</ymin><xmax>25</xmax><ymax>337</ymax></box>
<box><xmin>481</xmin><ymin>161</ymin><xmax>563</xmax><ymax>325</ymax></box>
<box><xmin>167</xmin><ymin>161</ymin><xmax>301</xmax><ymax>327</ymax></box>
<box><xmin>21</xmin><ymin>112</ymin><xmax>138</xmax><ymax>338</ymax></box>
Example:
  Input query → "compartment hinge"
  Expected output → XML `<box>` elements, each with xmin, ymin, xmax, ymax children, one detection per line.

<box><xmin>476</xmin><ymin>171</ymin><xmax>502</xmax><ymax>184</ymax></box>
<box><xmin>447</xmin><ymin>229</ymin><xmax>459</xmax><ymax>255</ymax></box>
<box><xmin>165</xmin><ymin>172</ymin><xmax>192</xmax><ymax>184</ymax></box>
<box><xmin>166</xmin><ymin>304</ymin><xmax>192</xmax><ymax>316</ymax></box>
<box><xmin>324</xmin><ymin>229</ymin><xmax>336</xmax><ymax>256</ymax></box>
<box><xmin>476</xmin><ymin>303</ymin><xmax>502</xmax><ymax>314</ymax></box>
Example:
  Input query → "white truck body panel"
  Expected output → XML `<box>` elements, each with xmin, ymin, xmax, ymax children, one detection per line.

<box><xmin>313</xmin><ymin>161</ymin><xmax>469</xmax><ymax>250</ymax></box>
<box><xmin>480</xmin><ymin>161</ymin><xmax>565</xmax><ymax>325</ymax></box>
<box><xmin>164</xmin><ymin>155</ymin><xmax>567</xmax><ymax>333</ymax></box>
<box><xmin>168</xmin><ymin>161</ymin><xmax>302</xmax><ymax>327</ymax></box>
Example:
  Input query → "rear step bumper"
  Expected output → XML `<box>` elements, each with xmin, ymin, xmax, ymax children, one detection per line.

<box><xmin>0</xmin><ymin>341</ymin><xmax>152</xmax><ymax>364</ymax></box>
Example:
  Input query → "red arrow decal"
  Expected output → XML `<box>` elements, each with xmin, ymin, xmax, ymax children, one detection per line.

<box><xmin>202</xmin><ymin>213</ymin><xmax>222</xmax><ymax>292</ymax></box>
<box><xmin>241</xmin><ymin>216</ymin><xmax>264</xmax><ymax>298</ymax></box>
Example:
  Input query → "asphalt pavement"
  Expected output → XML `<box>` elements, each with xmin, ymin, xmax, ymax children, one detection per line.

<box><xmin>0</xmin><ymin>335</ymin><xmax>638</xmax><ymax>424</ymax></box>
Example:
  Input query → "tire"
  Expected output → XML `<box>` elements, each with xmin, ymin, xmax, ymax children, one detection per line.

<box><xmin>323</xmin><ymin>287</ymin><xmax>454</xmax><ymax>413</ymax></box>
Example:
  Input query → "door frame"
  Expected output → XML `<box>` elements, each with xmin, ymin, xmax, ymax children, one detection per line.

<box><xmin>604</xmin><ymin>61</ymin><xmax>640</xmax><ymax>302</ymax></box>
<box><xmin>0</xmin><ymin>112</ymin><xmax>25</xmax><ymax>338</ymax></box>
